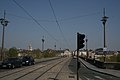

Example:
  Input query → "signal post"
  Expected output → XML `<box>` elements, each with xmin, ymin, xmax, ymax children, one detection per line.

<box><xmin>77</xmin><ymin>32</ymin><xmax>85</xmax><ymax>80</ymax></box>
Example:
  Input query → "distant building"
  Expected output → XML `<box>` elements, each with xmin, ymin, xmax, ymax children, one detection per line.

<box><xmin>88</xmin><ymin>50</ymin><xmax>95</xmax><ymax>59</ymax></box>
<box><xmin>63</xmin><ymin>49</ymin><xmax>71</xmax><ymax>57</ymax></box>
<box><xmin>28</xmin><ymin>44</ymin><xmax>32</xmax><ymax>51</ymax></box>
<box><xmin>94</xmin><ymin>48</ymin><xmax>120</xmax><ymax>60</ymax></box>
<box><xmin>74</xmin><ymin>50</ymin><xmax>87</xmax><ymax>57</ymax></box>
<box><xmin>95</xmin><ymin>48</ymin><xmax>103</xmax><ymax>55</ymax></box>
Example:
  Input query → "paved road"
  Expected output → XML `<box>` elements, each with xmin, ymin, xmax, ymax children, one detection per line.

<box><xmin>0</xmin><ymin>57</ymin><xmax>119</xmax><ymax>80</ymax></box>
<box><xmin>0</xmin><ymin>57</ymin><xmax>76</xmax><ymax>80</ymax></box>
<box><xmin>69</xmin><ymin>58</ymin><xmax>120</xmax><ymax>80</ymax></box>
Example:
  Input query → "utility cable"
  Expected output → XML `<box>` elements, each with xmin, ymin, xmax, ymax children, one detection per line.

<box><xmin>7</xmin><ymin>12</ymin><xmax>56</xmax><ymax>22</ymax></box>
<box><xmin>12</xmin><ymin>0</ymin><xmax>58</xmax><ymax>42</ymax></box>
<box><xmin>7</xmin><ymin>11</ymin><xmax>100</xmax><ymax>22</ymax></box>
<box><xmin>48</xmin><ymin>0</ymin><xmax>70</xmax><ymax>48</ymax></box>
<box><xmin>59</xmin><ymin>12</ymin><xmax>100</xmax><ymax>22</ymax></box>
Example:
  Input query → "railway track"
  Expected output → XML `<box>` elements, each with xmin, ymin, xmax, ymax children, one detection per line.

<box><xmin>0</xmin><ymin>58</ymin><xmax>60</xmax><ymax>79</ymax></box>
<box><xmin>0</xmin><ymin>57</ymin><xmax>70</xmax><ymax>80</ymax></box>
<box><xmin>34</xmin><ymin>57</ymin><xmax>70</xmax><ymax>80</ymax></box>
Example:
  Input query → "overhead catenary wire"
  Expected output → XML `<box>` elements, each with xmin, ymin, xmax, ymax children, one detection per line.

<box><xmin>59</xmin><ymin>12</ymin><xmax>101</xmax><ymax>22</ymax></box>
<box><xmin>48</xmin><ymin>0</ymin><xmax>70</xmax><ymax>49</ymax></box>
<box><xmin>7</xmin><ymin>11</ymin><xmax>100</xmax><ymax>22</ymax></box>
<box><xmin>12</xmin><ymin>0</ymin><xmax>58</xmax><ymax>42</ymax></box>
<box><xmin>7</xmin><ymin>12</ymin><xmax>56</xmax><ymax>22</ymax></box>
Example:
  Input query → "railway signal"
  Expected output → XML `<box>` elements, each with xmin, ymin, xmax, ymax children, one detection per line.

<box><xmin>77</xmin><ymin>33</ymin><xmax>85</xmax><ymax>49</ymax></box>
<box><xmin>76</xmin><ymin>32</ymin><xmax>85</xmax><ymax>80</ymax></box>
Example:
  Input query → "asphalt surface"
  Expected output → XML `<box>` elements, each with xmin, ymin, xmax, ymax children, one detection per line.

<box><xmin>69</xmin><ymin>58</ymin><xmax>120</xmax><ymax>80</ymax></box>
<box><xmin>0</xmin><ymin>57</ymin><xmax>120</xmax><ymax>80</ymax></box>
<box><xmin>0</xmin><ymin>57</ymin><xmax>76</xmax><ymax>80</ymax></box>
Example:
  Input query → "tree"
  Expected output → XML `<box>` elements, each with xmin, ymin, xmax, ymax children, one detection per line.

<box><xmin>43</xmin><ymin>49</ymin><xmax>56</xmax><ymax>58</ymax></box>
<box><xmin>32</xmin><ymin>49</ymin><xmax>42</xmax><ymax>58</ymax></box>
<box><xmin>117</xmin><ymin>54</ymin><xmax>120</xmax><ymax>62</ymax></box>
<box><xmin>8</xmin><ymin>47</ymin><xmax>18</xmax><ymax>57</ymax></box>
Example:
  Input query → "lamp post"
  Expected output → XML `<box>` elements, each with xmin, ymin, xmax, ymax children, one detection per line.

<box><xmin>86</xmin><ymin>38</ymin><xmax>88</xmax><ymax>58</ymax></box>
<box><xmin>54</xmin><ymin>42</ymin><xmax>56</xmax><ymax>50</ymax></box>
<box><xmin>101</xmin><ymin>8</ymin><xmax>108</xmax><ymax>62</ymax></box>
<box><xmin>0</xmin><ymin>11</ymin><xmax>9</xmax><ymax>60</ymax></box>
<box><xmin>42</xmin><ymin>36</ymin><xmax>45</xmax><ymax>52</ymax></box>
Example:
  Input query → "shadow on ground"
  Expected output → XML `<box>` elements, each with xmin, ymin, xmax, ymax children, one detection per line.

<box><xmin>68</xmin><ymin>58</ymin><xmax>77</xmax><ymax>74</ymax></box>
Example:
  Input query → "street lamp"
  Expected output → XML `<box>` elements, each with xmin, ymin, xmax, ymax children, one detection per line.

<box><xmin>86</xmin><ymin>38</ymin><xmax>88</xmax><ymax>58</ymax></box>
<box><xmin>0</xmin><ymin>11</ymin><xmax>9</xmax><ymax>60</ymax></box>
<box><xmin>42</xmin><ymin>36</ymin><xmax>45</xmax><ymax>52</ymax></box>
<box><xmin>54</xmin><ymin>43</ymin><xmax>56</xmax><ymax>50</ymax></box>
<box><xmin>101</xmin><ymin>8</ymin><xmax>108</xmax><ymax>62</ymax></box>
<box><xmin>0</xmin><ymin>18</ymin><xmax>9</xmax><ymax>60</ymax></box>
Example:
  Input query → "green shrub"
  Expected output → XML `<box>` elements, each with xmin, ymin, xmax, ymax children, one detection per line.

<box><xmin>8</xmin><ymin>47</ymin><xmax>18</xmax><ymax>57</ymax></box>
<box><xmin>117</xmin><ymin>54</ymin><xmax>120</xmax><ymax>62</ymax></box>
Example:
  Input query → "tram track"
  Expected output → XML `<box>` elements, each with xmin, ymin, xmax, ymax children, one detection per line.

<box><xmin>48</xmin><ymin>57</ymin><xmax>70</xmax><ymax>80</ymax></box>
<box><xmin>0</xmin><ymin>57</ymin><xmax>68</xmax><ymax>80</ymax></box>
<box><xmin>34</xmin><ymin>58</ymin><xmax>70</xmax><ymax>80</ymax></box>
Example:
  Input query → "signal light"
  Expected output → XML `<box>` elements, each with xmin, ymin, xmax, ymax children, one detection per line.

<box><xmin>77</xmin><ymin>32</ymin><xmax>85</xmax><ymax>49</ymax></box>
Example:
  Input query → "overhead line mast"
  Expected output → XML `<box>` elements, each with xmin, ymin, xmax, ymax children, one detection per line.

<box><xmin>0</xmin><ymin>10</ymin><xmax>9</xmax><ymax>60</ymax></box>
<box><xmin>101</xmin><ymin>8</ymin><xmax>108</xmax><ymax>62</ymax></box>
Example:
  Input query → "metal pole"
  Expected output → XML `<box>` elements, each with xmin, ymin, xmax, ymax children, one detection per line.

<box><xmin>101</xmin><ymin>8</ymin><xmax>108</xmax><ymax>62</ymax></box>
<box><xmin>103</xmin><ymin>9</ymin><xmax>106</xmax><ymax>48</ymax></box>
<box><xmin>103</xmin><ymin>23</ymin><xmax>106</xmax><ymax>62</ymax></box>
<box><xmin>77</xmin><ymin>33</ymin><xmax>79</xmax><ymax>80</ymax></box>
<box><xmin>42</xmin><ymin>36</ymin><xmax>45</xmax><ymax>52</ymax></box>
<box><xmin>1</xmin><ymin>24</ymin><xmax>5</xmax><ymax>60</ymax></box>
<box><xmin>77</xmin><ymin>49</ymin><xmax>79</xmax><ymax>80</ymax></box>
<box><xmin>54</xmin><ymin>42</ymin><xmax>56</xmax><ymax>50</ymax></box>
<box><xmin>86</xmin><ymin>38</ymin><xmax>88</xmax><ymax>58</ymax></box>
<box><xmin>1</xmin><ymin>11</ymin><xmax>6</xmax><ymax>60</ymax></box>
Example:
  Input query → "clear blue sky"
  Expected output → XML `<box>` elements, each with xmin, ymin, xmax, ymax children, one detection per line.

<box><xmin>0</xmin><ymin>0</ymin><xmax>120</xmax><ymax>51</ymax></box>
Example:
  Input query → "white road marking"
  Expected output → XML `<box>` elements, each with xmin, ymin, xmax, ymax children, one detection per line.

<box><xmin>94</xmin><ymin>76</ymin><xmax>105</xmax><ymax>80</ymax></box>
<box><xmin>84</xmin><ymin>76</ymin><xmax>92</xmax><ymax>80</ymax></box>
